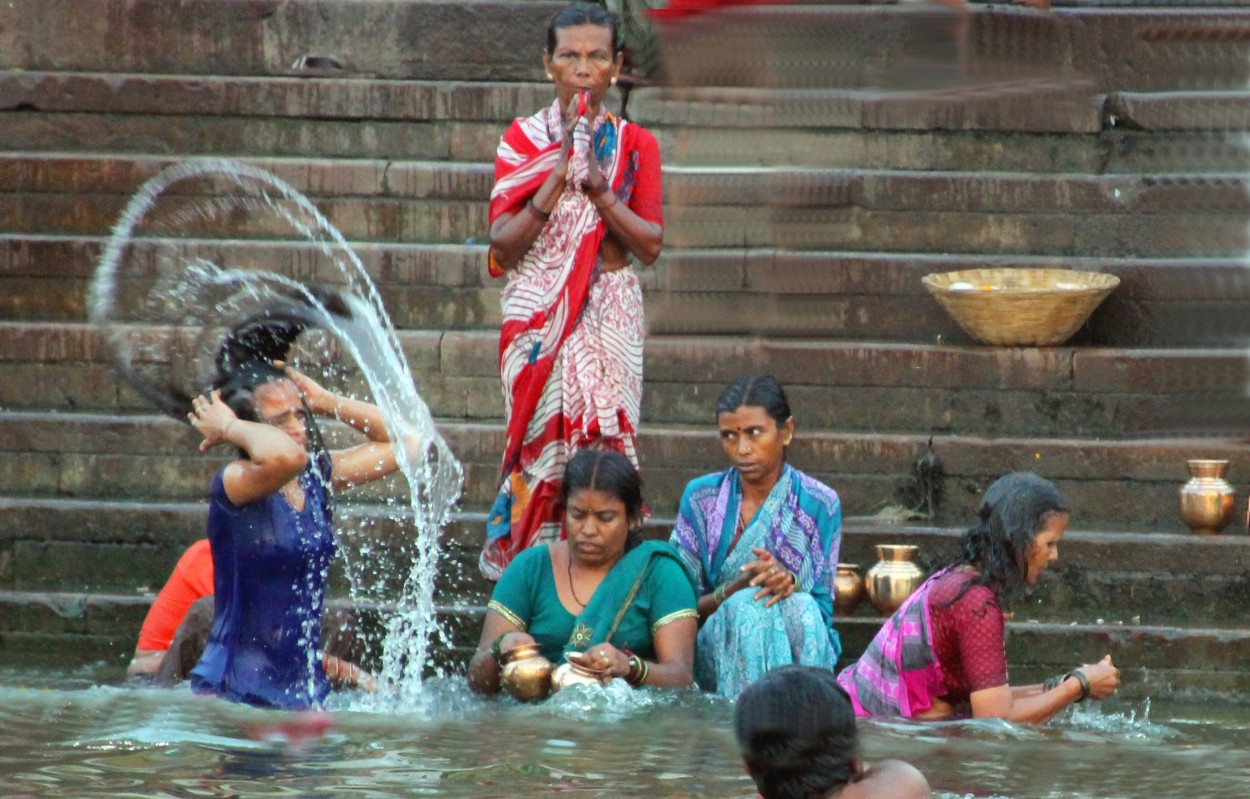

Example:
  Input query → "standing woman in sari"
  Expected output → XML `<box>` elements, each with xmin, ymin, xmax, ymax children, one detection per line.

<box><xmin>480</xmin><ymin>3</ymin><xmax>664</xmax><ymax>580</ymax></box>
<box><xmin>670</xmin><ymin>375</ymin><xmax>843</xmax><ymax>697</ymax></box>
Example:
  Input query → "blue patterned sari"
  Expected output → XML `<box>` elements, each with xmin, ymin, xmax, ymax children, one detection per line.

<box><xmin>670</xmin><ymin>465</ymin><xmax>842</xmax><ymax>696</ymax></box>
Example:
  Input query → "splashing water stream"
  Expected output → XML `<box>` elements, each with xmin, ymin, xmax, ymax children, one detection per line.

<box><xmin>88</xmin><ymin>158</ymin><xmax>465</xmax><ymax>706</ymax></box>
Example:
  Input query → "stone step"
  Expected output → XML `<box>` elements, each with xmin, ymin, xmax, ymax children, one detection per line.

<box><xmin>4</xmin><ymin>496</ymin><xmax>1249</xmax><ymax>627</ymax></box>
<box><xmin>5</xmin><ymin>321</ymin><xmax>1245</xmax><ymax>437</ymax></box>
<box><xmin>4</xmin><ymin>161</ymin><xmax>1245</xmax><ymax>256</ymax></box>
<box><xmin>8</xmin><ymin>153</ymin><xmax>1249</xmax><ymax>216</ymax></box>
<box><xmin>2</xmin><ymin>587</ymin><xmax>1248</xmax><ymax>702</ymax></box>
<box><xmin>1</xmin><ymin>410</ymin><xmax>1246</xmax><ymax>530</ymax></box>
<box><xmin>4</xmin><ymin>234</ymin><xmax>1248</xmax><ymax>346</ymax></box>
<box><xmin>0</xmin><ymin>0</ymin><xmax>566</xmax><ymax>82</ymax></box>
<box><xmin>652</xmin><ymin>5</ymin><xmax>1250</xmax><ymax>92</ymax></box>
<box><xmin>5</xmin><ymin>79</ymin><xmax>1250</xmax><ymax>173</ymax></box>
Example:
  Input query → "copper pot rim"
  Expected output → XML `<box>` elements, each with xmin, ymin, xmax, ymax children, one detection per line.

<box><xmin>501</xmin><ymin>643</ymin><xmax>546</xmax><ymax>665</ymax></box>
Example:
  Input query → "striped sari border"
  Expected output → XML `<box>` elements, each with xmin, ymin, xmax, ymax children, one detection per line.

<box><xmin>651</xmin><ymin>608</ymin><xmax>698</xmax><ymax>634</ymax></box>
<box><xmin>487</xmin><ymin>600</ymin><xmax>529</xmax><ymax>632</ymax></box>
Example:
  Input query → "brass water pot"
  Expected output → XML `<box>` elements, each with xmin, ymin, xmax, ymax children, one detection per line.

<box><xmin>864</xmin><ymin>544</ymin><xmax>925</xmax><ymax>615</ymax></box>
<box><xmin>500</xmin><ymin>643</ymin><xmax>554</xmax><ymax>702</ymax></box>
<box><xmin>550</xmin><ymin>660</ymin><xmax>604</xmax><ymax>692</ymax></box>
<box><xmin>833</xmin><ymin>563</ymin><xmax>866</xmax><ymax>616</ymax></box>
<box><xmin>1180</xmin><ymin>459</ymin><xmax>1236</xmax><ymax>535</ymax></box>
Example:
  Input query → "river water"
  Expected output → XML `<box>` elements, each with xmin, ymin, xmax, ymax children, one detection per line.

<box><xmin>3</xmin><ymin>664</ymin><xmax>1250</xmax><ymax>799</ymax></box>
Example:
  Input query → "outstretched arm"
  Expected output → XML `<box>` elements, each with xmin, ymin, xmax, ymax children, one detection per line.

<box><xmin>971</xmin><ymin>655</ymin><xmax>1121</xmax><ymax>723</ymax></box>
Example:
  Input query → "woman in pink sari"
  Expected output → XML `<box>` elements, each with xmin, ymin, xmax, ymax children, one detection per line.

<box><xmin>837</xmin><ymin>472</ymin><xmax>1121</xmax><ymax>723</ymax></box>
<box><xmin>480</xmin><ymin>3</ymin><xmax>664</xmax><ymax>580</ymax></box>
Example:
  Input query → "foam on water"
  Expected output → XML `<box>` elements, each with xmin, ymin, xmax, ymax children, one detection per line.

<box><xmin>88</xmin><ymin>158</ymin><xmax>464</xmax><ymax>708</ymax></box>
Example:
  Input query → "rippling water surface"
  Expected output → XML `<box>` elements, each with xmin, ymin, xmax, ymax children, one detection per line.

<box><xmin>3</xmin><ymin>665</ymin><xmax>1250</xmax><ymax>799</ymax></box>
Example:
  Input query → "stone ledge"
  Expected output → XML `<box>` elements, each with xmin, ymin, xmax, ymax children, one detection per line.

<box><xmin>1108</xmin><ymin>91</ymin><xmax>1250</xmax><ymax>131</ymax></box>
<box><xmin>4</xmin><ymin>322</ymin><xmax>1243</xmax><ymax>396</ymax></box>
<box><xmin>0</xmin><ymin>0</ymin><xmax>567</xmax><ymax>81</ymax></box>
<box><xmin>0</xmin><ymin>73</ymin><xmax>554</xmax><ymax>122</ymax></box>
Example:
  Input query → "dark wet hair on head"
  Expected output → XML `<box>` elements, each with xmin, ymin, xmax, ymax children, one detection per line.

<box><xmin>546</xmin><ymin>2</ymin><xmax>620</xmax><ymax>55</ymax></box>
<box><xmin>560</xmin><ymin>449</ymin><xmax>644</xmax><ymax>550</ymax></box>
<box><xmin>735</xmin><ymin>665</ymin><xmax>859</xmax><ymax>799</ymax></box>
<box><xmin>715</xmin><ymin>374</ymin><xmax>792</xmax><ymax>428</ymax></box>
<box><xmin>948</xmin><ymin>471</ymin><xmax>1070</xmax><ymax>602</ymax></box>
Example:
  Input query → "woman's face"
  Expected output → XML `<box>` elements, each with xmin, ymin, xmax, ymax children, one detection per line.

<box><xmin>1025</xmin><ymin>512</ymin><xmax>1069</xmax><ymax>584</ymax></box>
<box><xmin>543</xmin><ymin>23</ymin><xmax>621</xmax><ymax>112</ymax></box>
<box><xmin>253</xmin><ymin>379</ymin><xmax>308</xmax><ymax>450</ymax></box>
<box><xmin>565</xmin><ymin>487</ymin><xmax>632</xmax><ymax>569</ymax></box>
<box><xmin>717</xmin><ymin>405</ymin><xmax>794</xmax><ymax>488</ymax></box>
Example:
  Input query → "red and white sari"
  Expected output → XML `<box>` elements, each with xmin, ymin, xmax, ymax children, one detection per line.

<box><xmin>480</xmin><ymin>99</ymin><xmax>663</xmax><ymax>581</ymax></box>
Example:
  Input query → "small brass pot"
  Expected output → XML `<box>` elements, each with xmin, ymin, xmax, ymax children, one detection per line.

<box><xmin>864</xmin><ymin>544</ymin><xmax>925</xmax><ymax>616</ymax></box>
<box><xmin>833</xmin><ymin>563</ymin><xmax>865</xmax><ymax>616</ymax></box>
<box><xmin>550</xmin><ymin>661</ymin><xmax>604</xmax><ymax>692</ymax></box>
<box><xmin>500</xmin><ymin>643</ymin><xmax>554</xmax><ymax>702</ymax></box>
<box><xmin>1179</xmin><ymin>458</ymin><xmax>1236</xmax><ymax>535</ymax></box>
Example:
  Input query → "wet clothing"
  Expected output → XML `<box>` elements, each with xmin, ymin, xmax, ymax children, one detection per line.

<box><xmin>487</xmin><ymin>541</ymin><xmax>697</xmax><ymax>665</ymax></box>
<box><xmin>837</xmin><ymin>567</ymin><xmax>1007</xmax><ymax>718</ymax></box>
<box><xmin>670</xmin><ymin>465</ymin><xmax>842</xmax><ymax>696</ymax></box>
<box><xmin>136</xmin><ymin>539</ymin><xmax>214</xmax><ymax>651</ymax></box>
<box><xmin>481</xmin><ymin>99</ymin><xmax>663</xmax><ymax>580</ymax></box>
<box><xmin>190</xmin><ymin>459</ymin><xmax>335</xmax><ymax>710</ymax></box>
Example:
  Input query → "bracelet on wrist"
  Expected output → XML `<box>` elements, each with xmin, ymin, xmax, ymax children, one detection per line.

<box><xmin>489</xmin><ymin>632</ymin><xmax>509</xmax><ymax>663</ymax></box>
<box><xmin>222</xmin><ymin>419</ymin><xmax>236</xmax><ymax>439</ymax></box>
<box><xmin>526</xmin><ymin>198</ymin><xmax>552</xmax><ymax>221</ymax></box>
<box><xmin>712</xmin><ymin>582</ymin><xmax>730</xmax><ymax>605</ymax></box>
<box><xmin>625</xmin><ymin>654</ymin><xmax>648</xmax><ymax>686</ymax></box>
<box><xmin>1064</xmin><ymin>669</ymin><xmax>1091</xmax><ymax>702</ymax></box>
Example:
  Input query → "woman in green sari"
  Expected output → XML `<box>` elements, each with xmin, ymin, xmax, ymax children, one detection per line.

<box><xmin>468</xmin><ymin>450</ymin><xmax>698</xmax><ymax>692</ymax></box>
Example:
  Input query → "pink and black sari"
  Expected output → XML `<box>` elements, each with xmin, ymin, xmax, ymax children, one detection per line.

<box><xmin>480</xmin><ymin>99</ymin><xmax>663</xmax><ymax>581</ymax></box>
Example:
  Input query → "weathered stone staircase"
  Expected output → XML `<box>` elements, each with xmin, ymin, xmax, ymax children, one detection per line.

<box><xmin>2</xmin><ymin>0</ymin><xmax>1250</xmax><ymax>699</ymax></box>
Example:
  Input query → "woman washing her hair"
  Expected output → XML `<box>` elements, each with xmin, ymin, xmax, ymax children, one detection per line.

<box><xmin>837</xmin><ymin>472</ymin><xmax>1121</xmax><ymax>722</ymax></box>
<box><xmin>736</xmin><ymin>665</ymin><xmax>930</xmax><ymax>799</ymax></box>
<box><xmin>151</xmin><ymin>303</ymin><xmax>415</xmax><ymax>709</ymax></box>
<box><xmin>670</xmin><ymin>375</ymin><xmax>842</xmax><ymax>697</ymax></box>
<box><xmin>481</xmin><ymin>2</ymin><xmax>664</xmax><ymax>580</ymax></box>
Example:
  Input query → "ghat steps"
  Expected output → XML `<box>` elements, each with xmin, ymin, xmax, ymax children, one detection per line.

<box><xmin>0</xmin><ymin>0</ymin><xmax>1248</xmax><ymax>692</ymax></box>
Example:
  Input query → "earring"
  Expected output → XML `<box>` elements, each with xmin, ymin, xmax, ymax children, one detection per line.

<box><xmin>546</xmin><ymin>72</ymin><xmax>553</xmax><ymax>80</ymax></box>
<box><xmin>610</xmin><ymin>76</ymin><xmax>617</xmax><ymax>85</ymax></box>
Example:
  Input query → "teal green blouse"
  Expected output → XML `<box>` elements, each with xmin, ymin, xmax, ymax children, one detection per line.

<box><xmin>487</xmin><ymin>543</ymin><xmax>697</xmax><ymax>664</ymax></box>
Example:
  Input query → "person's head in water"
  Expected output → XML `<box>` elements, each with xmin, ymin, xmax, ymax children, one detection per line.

<box><xmin>560</xmin><ymin>449</ymin><xmax>645</xmax><ymax>558</ymax></box>
<box><xmin>735</xmin><ymin>665</ymin><xmax>861</xmax><ymax>799</ymax></box>
<box><xmin>957</xmin><ymin>471</ymin><xmax>1070</xmax><ymax>597</ymax></box>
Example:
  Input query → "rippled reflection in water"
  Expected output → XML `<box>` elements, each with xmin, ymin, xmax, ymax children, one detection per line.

<box><xmin>3</xmin><ymin>665</ymin><xmax>1250</xmax><ymax>799</ymax></box>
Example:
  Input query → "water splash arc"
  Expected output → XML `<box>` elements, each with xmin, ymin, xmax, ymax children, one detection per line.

<box><xmin>88</xmin><ymin>157</ymin><xmax>464</xmax><ymax>707</ymax></box>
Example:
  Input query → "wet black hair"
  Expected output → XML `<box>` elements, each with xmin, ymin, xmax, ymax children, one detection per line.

<box><xmin>715</xmin><ymin>374</ymin><xmax>792</xmax><ymax>428</ymax></box>
<box><xmin>560</xmin><ymin>449</ymin><xmax>645</xmax><ymax>550</ymax></box>
<box><xmin>114</xmin><ymin>287</ymin><xmax>347</xmax><ymax>481</ymax></box>
<box><xmin>944</xmin><ymin>471</ymin><xmax>1070</xmax><ymax>604</ymax></box>
<box><xmin>546</xmin><ymin>2</ymin><xmax>621</xmax><ymax>55</ymax></box>
<box><xmin>735</xmin><ymin>665</ymin><xmax>860</xmax><ymax>799</ymax></box>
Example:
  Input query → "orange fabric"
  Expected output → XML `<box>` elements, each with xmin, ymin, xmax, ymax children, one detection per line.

<box><xmin>136</xmin><ymin>539</ymin><xmax>214</xmax><ymax>651</ymax></box>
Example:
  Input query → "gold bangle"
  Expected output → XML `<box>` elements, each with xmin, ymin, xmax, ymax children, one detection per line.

<box><xmin>712</xmin><ymin>582</ymin><xmax>728</xmax><ymax>605</ymax></box>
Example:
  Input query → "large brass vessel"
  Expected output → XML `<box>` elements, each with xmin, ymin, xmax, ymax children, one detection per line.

<box><xmin>864</xmin><ymin>544</ymin><xmax>925</xmax><ymax>615</ymax></box>
<box><xmin>499</xmin><ymin>643</ymin><xmax>555</xmax><ymax>702</ymax></box>
<box><xmin>1179</xmin><ymin>459</ymin><xmax>1236</xmax><ymax>535</ymax></box>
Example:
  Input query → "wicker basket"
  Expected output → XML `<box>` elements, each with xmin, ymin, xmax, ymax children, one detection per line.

<box><xmin>922</xmin><ymin>268</ymin><xmax>1120</xmax><ymax>346</ymax></box>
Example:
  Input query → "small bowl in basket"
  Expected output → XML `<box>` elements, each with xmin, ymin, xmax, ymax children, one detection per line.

<box><xmin>922</xmin><ymin>268</ymin><xmax>1120</xmax><ymax>346</ymax></box>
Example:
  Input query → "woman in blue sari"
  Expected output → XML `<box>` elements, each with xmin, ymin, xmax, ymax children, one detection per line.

<box><xmin>670</xmin><ymin>375</ymin><xmax>842</xmax><ymax>697</ymax></box>
<box><xmin>468</xmin><ymin>450</ymin><xmax>698</xmax><ymax>693</ymax></box>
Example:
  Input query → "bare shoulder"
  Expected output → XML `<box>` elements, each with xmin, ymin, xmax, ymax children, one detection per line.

<box><xmin>841</xmin><ymin>760</ymin><xmax>930</xmax><ymax>799</ymax></box>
